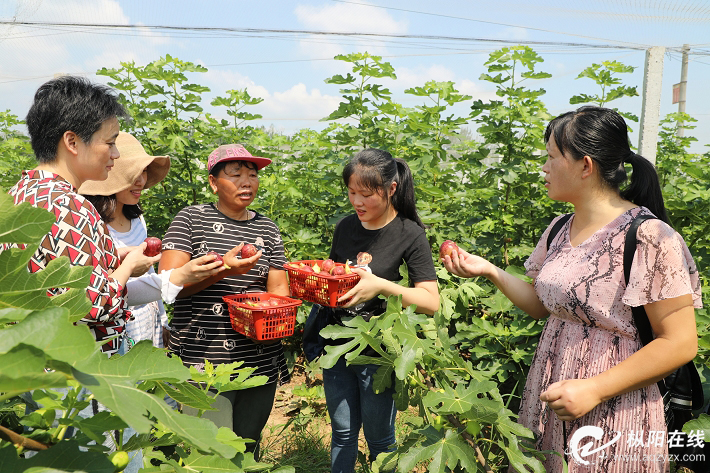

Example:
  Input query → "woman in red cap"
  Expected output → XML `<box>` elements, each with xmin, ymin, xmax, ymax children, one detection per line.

<box><xmin>159</xmin><ymin>143</ymin><xmax>288</xmax><ymax>459</ymax></box>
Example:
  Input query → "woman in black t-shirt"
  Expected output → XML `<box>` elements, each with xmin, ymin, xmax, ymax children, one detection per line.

<box><xmin>324</xmin><ymin>149</ymin><xmax>439</xmax><ymax>473</ymax></box>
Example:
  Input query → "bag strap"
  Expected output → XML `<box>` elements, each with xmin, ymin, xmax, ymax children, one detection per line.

<box><xmin>546</xmin><ymin>213</ymin><xmax>573</xmax><ymax>251</ymax></box>
<box><xmin>624</xmin><ymin>214</ymin><xmax>704</xmax><ymax>410</ymax></box>
<box><xmin>624</xmin><ymin>214</ymin><xmax>657</xmax><ymax>347</ymax></box>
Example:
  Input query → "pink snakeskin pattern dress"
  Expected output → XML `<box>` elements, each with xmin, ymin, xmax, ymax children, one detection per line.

<box><xmin>520</xmin><ymin>207</ymin><xmax>702</xmax><ymax>472</ymax></box>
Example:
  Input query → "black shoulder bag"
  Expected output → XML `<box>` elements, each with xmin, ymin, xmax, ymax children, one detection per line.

<box><xmin>547</xmin><ymin>213</ymin><xmax>705</xmax><ymax>469</ymax></box>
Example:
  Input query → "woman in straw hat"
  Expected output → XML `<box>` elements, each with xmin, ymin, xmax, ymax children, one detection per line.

<box><xmin>157</xmin><ymin>143</ymin><xmax>288</xmax><ymax>459</ymax></box>
<box><xmin>80</xmin><ymin>132</ymin><xmax>231</xmax><ymax>349</ymax></box>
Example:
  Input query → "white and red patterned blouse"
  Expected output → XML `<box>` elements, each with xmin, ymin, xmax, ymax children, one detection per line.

<box><xmin>4</xmin><ymin>170</ymin><xmax>129</xmax><ymax>354</ymax></box>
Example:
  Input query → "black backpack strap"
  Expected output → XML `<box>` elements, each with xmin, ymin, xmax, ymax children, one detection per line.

<box><xmin>624</xmin><ymin>214</ymin><xmax>657</xmax><ymax>347</ymax></box>
<box><xmin>546</xmin><ymin>213</ymin><xmax>573</xmax><ymax>251</ymax></box>
<box><xmin>624</xmin><ymin>214</ymin><xmax>704</xmax><ymax>410</ymax></box>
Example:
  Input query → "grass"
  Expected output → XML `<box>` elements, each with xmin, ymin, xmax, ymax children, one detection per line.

<box><xmin>261</xmin><ymin>414</ymin><xmax>331</xmax><ymax>473</ymax></box>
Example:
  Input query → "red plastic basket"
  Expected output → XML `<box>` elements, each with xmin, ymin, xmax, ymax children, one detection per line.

<box><xmin>222</xmin><ymin>293</ymin><xmax>302</xmax><ymax>341</ymax></box>
<box><xmin>285</xmin><ymin>260</ymin><xmax>360</xmax><ymax>307</ymax></box>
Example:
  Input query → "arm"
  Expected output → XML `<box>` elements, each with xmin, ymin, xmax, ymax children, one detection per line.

<box><xmin>443</xmin><ymin>248</ymin><xmax>549</xmax><ymax>320</ymax></box>
<box><xmin>338</xmin><ymin>268</ymin><xmax>440</xmax><ymax>315</ymax></box>
<box><xmin>47</xmin><ymin>198</ymin><xmax>157</xmax><ymax>323</ymax></box>
<box><xmin>540</xmin><ymin>295</ymin><xmax>697</xmax><ymax>420</ymax></box>
<box><xmin>266</xmin><ymin>268</ymin><xmax>289</xmax><ymax>297</ymax></box>
<box><xmin>159</xmin><ymin>246</ymin><xmax>261</xmax><ymax>299</ymax></box>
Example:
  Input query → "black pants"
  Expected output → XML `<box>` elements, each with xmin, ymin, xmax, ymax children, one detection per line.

<box><xmin>182</xmin><ymin>382</ymin><xmax>278</xmax><ymax>459</ymax></box>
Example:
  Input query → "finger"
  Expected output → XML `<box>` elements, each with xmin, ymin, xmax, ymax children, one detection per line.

<box><xmin>546</xmin><ymin>398</ymin><xmax>568</xmax><ymax>412</ymax></box>
<box><xmin>540</xmin><ymin>389</ymin><xmax>558</xmax><ymax>402</ymax></box>
<box><xmin>195</xmin><ymin>254</ymin><xmax>217</xmax><ymax>264</ymax></box>
<box><xmin>338</xmin><ymin>289</ymin><xmax>356</xmax><ymax>303</ymax></box>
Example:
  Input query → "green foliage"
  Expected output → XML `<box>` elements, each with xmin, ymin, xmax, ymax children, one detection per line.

<box><xmin>320</xmin><ymin>295</ymin><xmax>546</xmax><ymax>472</ymax></box>
<box><xmin>569</xmin><ymin>60</ymin><xmax>639</xmax><ymax>123</ymax></box>
<box><xmin>0</xmin><ymin>111</ymin><xmax>34</xmax><ymax>193</ymax></box>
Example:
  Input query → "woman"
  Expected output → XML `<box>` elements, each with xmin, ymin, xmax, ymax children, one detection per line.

<box><xmin>443</xmin><ymin>106</ymin><xmax>701</xmax><ymax>472</ymax></box>
<box><xmin>324</xmin><ymin>149</ymin><xmax>439</xmax><ymax>473</ymax></box>
<box><xmin>80</xmin><ymin>132</ymin><xmax>227</xmax><ymax>349</ymax></box>
<box><xmin>4</xmin><ymin>76</ymin><xmax>160</xmax><ymax>473</ymax></box>
<box><xmin>3</xmin><ymin>76</ymin><xmax>157</xmax><ymax>354</ymax></box>
<box><xmin>158</xmin><ymin>143</ymin><xmax>289</xmax><ymax>459</ymax></box>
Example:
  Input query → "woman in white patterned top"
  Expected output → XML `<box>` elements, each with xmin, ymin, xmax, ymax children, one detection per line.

<box><xmin>80</xmin><ymin>132</ymin><xmax>226</xmax><ymax>348</ymax></box>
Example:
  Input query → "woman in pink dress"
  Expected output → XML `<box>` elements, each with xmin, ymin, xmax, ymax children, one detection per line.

<box><xmin>442</xmin><ymin>106</ymin><xmax>701</xmax><ymax>472</ymax></box>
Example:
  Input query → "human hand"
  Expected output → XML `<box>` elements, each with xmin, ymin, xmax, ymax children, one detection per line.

<box><xmin>162</xmin><ymin>327</ymin><xmax>171</xmax><ymax>349</ymax></box>
<box><xmin>171</xmin><ymin>253</ymin><xmax>227</xmax><ymax>285</ymax></box>
<box><xmin>441</xmin><ymin>248</ymin><xmax>494</xmax><ymax>279</ymax></box>
<box><xmin>539</xmin><ymin>378</ymin><xmax>603</xmax><ymax>421</ymax></box>
<box><xmin>338</xmin><ymin>267</ymin><xmax>384</xmax><ymax>307</ymax></box>
<box><xmin>116</xmin><ymin>246</ymin><xmax>137</xmax><ymax>261</ymax></box>
<box><xmin>223</xmin><ymin>243</ymin><xmax>261</xmax><ymax>274</ymax></box>
<box><xmin>121</xmin><ymin>243</ymin><xmax>161</xmax><ymax>277</ymax></box>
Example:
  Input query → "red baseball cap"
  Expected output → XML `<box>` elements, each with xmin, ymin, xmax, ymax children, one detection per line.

<box><xmin>207</xmin><ymin>144</ymin><xmax>271</xmax><ymax>172</ymax></box>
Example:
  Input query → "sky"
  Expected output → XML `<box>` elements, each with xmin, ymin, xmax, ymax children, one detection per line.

<box><xmin>1</xmin><ymin>0</ymin><xmax>709</xmax><ymax>153</ymax></box>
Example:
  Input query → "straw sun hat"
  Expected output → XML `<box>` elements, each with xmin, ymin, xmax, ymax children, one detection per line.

<box><xmin>79</xmin><ymin>132</ymin><xmax>170</xmax><ymax>196</ymax></box>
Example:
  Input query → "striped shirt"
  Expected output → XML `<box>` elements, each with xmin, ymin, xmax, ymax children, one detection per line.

<box><xmin>162</xmin><ymin>203</ymin><xmax>290</xmax><ymax>385</ymax></box>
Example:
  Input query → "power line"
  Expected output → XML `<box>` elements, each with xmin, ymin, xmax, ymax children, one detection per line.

<box><xmin>0</xmin><ymin>20</ymin><xmax>648</xmax><ymax>51</ymax></box>
<box><xmin>329</xmin><ymin>0</ymin><xmax>650</xmax><ymax>49</ymax></box>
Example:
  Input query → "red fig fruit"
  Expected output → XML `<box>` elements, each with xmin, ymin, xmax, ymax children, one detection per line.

<box><xmin>144</xmin><ymin>237</ymin><xmax>162</xmax><ymax>257</ymax></box>
<box><xmin>332</xmin><ymin>265</ymin><xmax>346</xmax><ymax>276</ymax></box>
<box><xmin>321</xmin><ymin>259</ymin><xmax>336</xmax><ymax>274</ymax></box>
<box><xmin>241</xmin><ymin>244</ymin><xmax>258</xmax><ymax>259</ymax></box>
<box><xmin>206</xmin><ymin>251</ymin><xmax>231</xmax><ymax>269</ymax></box>
<box><xmin>439</xmin><ymin>240</ymin><xmax>459</xmax><ymax>259</ymax></box>
<box><xmin>301</xmin><ymin>265</ymin><xmax>314</xmax><ymax>273</ymax></box>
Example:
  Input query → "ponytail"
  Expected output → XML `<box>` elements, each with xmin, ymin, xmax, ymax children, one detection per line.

<box><xmin>622</xmin><ymin>152</ymin><xmax>669</xmax><ymax>223</ymax></box>
<box><xmin>392</xmin><ymin>158</ymin><xmax>424</xmax><ymax>228</ymax></box>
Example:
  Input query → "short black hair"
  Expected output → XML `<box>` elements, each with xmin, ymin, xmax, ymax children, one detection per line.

<box><xmin>25</xmin><ymin>76</ymin><xmax>128</xmax><ymax>163</ymax></box>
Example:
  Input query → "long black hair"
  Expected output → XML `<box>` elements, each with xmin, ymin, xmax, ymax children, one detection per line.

<box><xmin>342</xmin><ymin>149</ymin><xmax>424</xmax><ymax>228</ymax></box>
<box><xmin>84</xmin><ymin>194</ymin><xmax>142</xmax><ymax>225</ymax></box>
<box><xmin>545</xmin><ymin>106</ymin><xmax>669</xmax><ymax>223</ymax></box>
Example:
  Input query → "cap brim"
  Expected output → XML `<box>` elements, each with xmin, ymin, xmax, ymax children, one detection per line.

<box><xmin>212</xmin><ymin>156</ymin><xmax>272</xmax><ymax>171</ymax></box>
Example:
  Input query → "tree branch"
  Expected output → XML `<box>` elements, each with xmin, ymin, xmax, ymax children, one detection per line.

<box><xmin>0</xmin><ymin>424</ymin><xmax>50</xmax><ymax>451</ymax></box>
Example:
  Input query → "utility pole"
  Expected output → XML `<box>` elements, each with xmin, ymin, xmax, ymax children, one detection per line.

<box><xmin>638</xmin><ymin>46</ymin><xmax>665</xmax><ymax>164</ymax></box>
<box><xmin>677</xmin><ymin>44</ymin><xmax>689</xmax><ymax>138</ymax></box>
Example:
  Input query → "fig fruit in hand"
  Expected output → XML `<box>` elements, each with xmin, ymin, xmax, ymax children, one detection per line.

<box><xmin>143</xmin><ymin>237</ymin><xmax>162</xmax><ymax>257</ymax></box>
<box><xmin>207</xmin><ymin>251</ymin><xmax>231</xmax><ymax>269</ymax></box>
<box><xmin>241</xmin><ymin>244</ymin><xmax>258</xmax><ymax>259</ymax></box>
<box><xmin>439</xmin><ymin>240</ymin><xmax>459</xmax><ymax>259</ymax></box>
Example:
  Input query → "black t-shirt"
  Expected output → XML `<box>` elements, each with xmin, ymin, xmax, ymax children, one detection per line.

<box><xmin>162</xmin><ymin>203</ymin><xmax>289</xmax><ymax>385</ymax></box>
<box><xmin>329</xmin><ymin>213</ymin><xmax>437</xmax><ymax>315</ymax></box>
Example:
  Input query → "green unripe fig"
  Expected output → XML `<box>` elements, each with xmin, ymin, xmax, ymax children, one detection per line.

<box><xmin>465</xmin><ymin>421</ymin><xmax>481</xmax><ymax>437</ymax></box>
<box><xmin>109</xmin><ymin>451</ymin><xmax>130</xmax><ymax>472</ymax></box>
<box><xmin>432</xmin><ymin>415</ymin><xmax>445</xmax><ymax>431</ymax></box>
